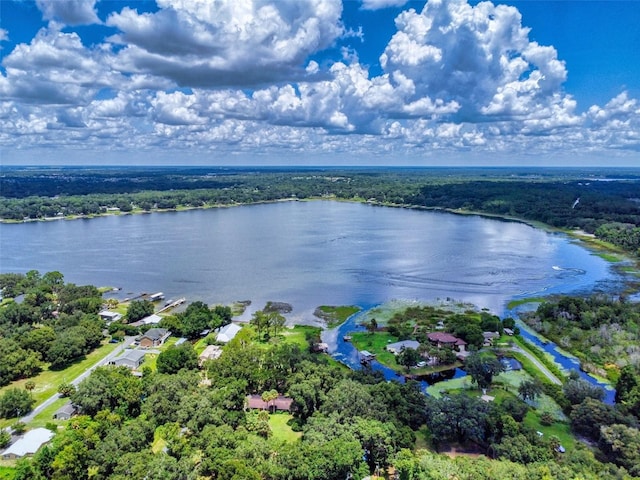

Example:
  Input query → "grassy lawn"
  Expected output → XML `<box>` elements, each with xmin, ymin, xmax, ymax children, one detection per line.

<box><xmin>506</xmin><ymin>297</ymin><xmax>546</xmax><ymax>310</ymax></box>
<box><xmin>277</xmin><ymin>325</ymin><xmax>320</xmax><ymax>349</ymax></box>
<box><xmin>523</xmin><ymin>411</ymin><xmax>575</xmax><ymax>450</ymax></box>
<box><xmin>268</xmin><ymin>413</ymin><xmax>301</xmax><ymax>443</ymax></box>
<box><xmin>140</xmin><ymin>353</ymin><xmax>158</xmax><ymax>372</ymax></box>
<box><xmin>426</xmin><ymin>375</ymin><xmax>474</xmax><ymax>398</ymax></box>
<box><xmin>350</xmin><ymin>331</ymin><xmax>399</xmax><ymax>369</ymax></box>
<box><xmin>596</xmin><ymin>253</ymin><xmax>622</xmax><ymax>263</ymax></box>
<box><xmin>316</xmin><ymin>305</ymin><xmax>361</xmax><ymax>328</ymax></box>
<box><xmin>0</xmin><ymin>466</ymin><xmax>16</xmax><ymax>480</ymax></box>
<box><xmin>0</xmin><ymin>341</ymin><xmax>120</xmax><ymax>406</ymax></box>
<box><xmin>28</xmin><ymin>397</ymin><xmax>69</xmax><ymax>429</ymax></box>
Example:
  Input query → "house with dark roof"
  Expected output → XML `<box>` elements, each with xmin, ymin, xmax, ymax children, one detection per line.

<box><xmin>138</xmin><ymin>328</ymin><xmax>170</xmax><ymax>348</ymax></box>
<box><xmin>53</xmin><ymin>402</ymin><xmax>77</xmax><ymax>420</ymax></box>
<box><xmin>246</xmin><ymin>394</ymin><xmax>293</xmax><ymax>412</ymax></box>
<box><xmin>427</xmin><ymin>332</ymin><xmax>467</xmax><ymax>351</ymax></box>
<box><xmin>110</xmin><ymin>349</ymin><xmax>147</xmax><ymax>369</ymax></box>
<box><xmin>483</xmin><ymin>331</ymin><xmax>501</xmax><ymax>347</ymax></box>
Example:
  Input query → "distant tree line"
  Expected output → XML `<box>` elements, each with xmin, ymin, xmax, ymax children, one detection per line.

<box><xmin>2</xmin><ymin>168</ymin><xmax>639</xmax><ymax>255</ymax></box>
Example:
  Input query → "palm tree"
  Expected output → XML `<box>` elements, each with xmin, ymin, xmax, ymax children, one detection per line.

<box><xmin>25</xmin><ymin>380</ymin><xmax>36</xmax><ymax>397</ymax></box>
<box><xmin>261</xmin><ymin>389</ymin><xmax>279</xmax><ymax>413</ymax></box>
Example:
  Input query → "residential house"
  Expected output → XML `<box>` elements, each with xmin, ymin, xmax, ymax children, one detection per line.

<box><xmin>110</xmin><ymin>349</ymin><xmax>147</xmax><ymax>369</ymax></box>
<box><xmin>130</xmin><ymin>314</ymin><xmax>163</xmax><ymax>328</ymax></box>
<box><xmin>246</xmin><ymin>394</ymin><xmax>293</xmax><ymax>412</ymax></box>
<box><xmin>386</xmin><ymin>340</ymin><xmax>420</xmax><ymax>355</ymax></box>
<box><xmin>138</xmin><ymin>328</ymin><xmax>171</xmax><ymax>348</ymax></box>
<box><xmin>53</xmin><ymin>402</ymin><xmax>77</xmax><ymax>420</ymax></box>
<box><xmin>199</xmin><ymin>345</ymin><xmax>223</xmax><ymax>366</ymax></box>
<box><xmin>427</xmin><ymin>332</ymin><xmax>467</xmax><ymax>352</ymax></box>
<box><xmin>1</xmin><ymin>428</ymin><xmax>54</xmax><ymax>460</ymax></box>
<box><xmin>483</xmin><ymin>331</ymin><xmax>500</xmax><ymax>347</ymax></box>
<box><xmin>99</xmin><ymin>310</ymin><xmax>122</xmax><ymax>323</ymax></box>
<box><xmin>216</xmin><ymin>323</ymin><xmax>242</xmax><ymax>343</ymax></box>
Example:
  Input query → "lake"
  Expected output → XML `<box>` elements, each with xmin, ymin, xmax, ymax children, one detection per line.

<box><xmin>0</xmin><ymin>200</ymin><xmax>619</xmax><ymax>321</ymax></box>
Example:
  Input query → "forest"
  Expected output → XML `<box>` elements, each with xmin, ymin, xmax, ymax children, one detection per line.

<box><xmin>0</xmin><ymin>271</ymin><xmax>105</xmax><ymax>386</ymax></box>
<box><xmin>1</xmin><ymin>166</ymin><xmax>639</xmax><ymax>255</ymax></box>
<box><xmin>7</xmin><ymin>323</ymin><xmax>640</xmax><ymax>480</ymax></box>
<box><xmin>0</xmin><ymin>270</ymin><xmax>637</xmax><ymax>478</ymax></box>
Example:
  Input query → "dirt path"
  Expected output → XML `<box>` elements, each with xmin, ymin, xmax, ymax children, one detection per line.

<box><xmin>509</xmin><ymin>346</ymin><xmax>562</xmax><ymax>385</ymax></box>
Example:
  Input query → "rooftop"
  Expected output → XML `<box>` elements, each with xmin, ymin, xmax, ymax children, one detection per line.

<box><xmin>2</xmin><ymin>428</ymin><xmax>54</xmax><ymax>458</ymax></box>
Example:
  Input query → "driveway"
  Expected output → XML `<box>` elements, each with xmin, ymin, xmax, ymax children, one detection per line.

<box><xmin>19</xmin><ymin>336</ymin><xmax>136</xmax><ymax>424</ymax></box>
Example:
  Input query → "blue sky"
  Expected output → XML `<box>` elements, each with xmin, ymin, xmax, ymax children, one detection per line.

<box><xmin>1</xmin><ymin>0</ymin><xmax>639</xmax><ymax>166</ymax></box>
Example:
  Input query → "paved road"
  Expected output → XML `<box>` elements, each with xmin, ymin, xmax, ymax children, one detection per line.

<box><xmin>510</xmin><ymin>346</ymin><xmax>562</xmax><ymax>385</ymax></box>
<box><xmin>19</xmin><ymin>337</ymin><xmax>136</xmax><ymax>424</ymax></box>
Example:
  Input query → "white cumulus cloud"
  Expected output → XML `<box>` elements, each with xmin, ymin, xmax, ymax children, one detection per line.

<box><xmin>35</xmin><ymin>0</ymin><xmax>101</xmax><ymax>26</ymax></box>
<box><xmin>106</xmin><ymin>0</ymin><xmax>344</xmax><ymax>87</ymax></box>
<box><xmin>361</xmin><ymin>0</ymin><xmax>409</xmax><ymax>11</ymax></box>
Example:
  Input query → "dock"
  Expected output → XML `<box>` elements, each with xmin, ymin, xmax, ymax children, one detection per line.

<box><xmin>156</xmin><ymin>297</ymin><xmax>186</xmax><ymax>313</ymax></box>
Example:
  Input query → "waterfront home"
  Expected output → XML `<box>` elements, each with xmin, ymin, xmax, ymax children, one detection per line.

<box><xmin>386</xmin><ymin>340</ymin><xmax>420</xmax><ymax>355</ymax></box>
<box><xmin>99</xmin><ymin>310</ymin><xmax>122</xmax><ymax>323</ymax></box>
<box><xmin>130</xmin><ymin>313</ymin><xmax>162</xmax><ymax>327</ymax></box>
<box><xmin>427</xmin><ymin>332</ymin><xmax>467</xmax><ymax>351</ymax></box>
<box><xmin>216</xmin><ymin>323</ymin><xmax>242</xmax><ymax>343</ymax></box>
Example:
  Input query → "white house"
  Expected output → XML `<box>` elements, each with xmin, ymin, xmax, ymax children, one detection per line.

<box><xmin>99</xmin><ymin>310</ymin><xmax>122</xmax><ymax>323</ymax></box>
<box><xmin>2</xmin><ymin>428</ymin><xmax>54</xmax><ymax>460</ymax></box>
<box><xmin>216</xmin><ymin>323</ymin><xmax>242</xmax><ymax>343</ymax></box>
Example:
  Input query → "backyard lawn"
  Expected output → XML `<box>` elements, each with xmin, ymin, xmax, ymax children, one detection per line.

<box><xmin>268</xmin><ymin>413</ymin><xmax>301</xmax><ymax>443</ymax></box>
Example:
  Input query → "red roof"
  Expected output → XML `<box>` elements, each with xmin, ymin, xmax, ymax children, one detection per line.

<box><xmin>428</xmin><ymin>332</ymin><xmax>460</xmax><ymax>344</ymax></box>
<box><xmin>246</xmin><ymin>395</ymin><xmax>293</xmax><ymax>411</ymax></box>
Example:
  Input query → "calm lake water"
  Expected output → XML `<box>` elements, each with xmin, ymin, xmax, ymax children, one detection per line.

<box><xmin>0</xmin><ymin>201</ymin><xmax>619</xmax><ymax>321</ymax></box>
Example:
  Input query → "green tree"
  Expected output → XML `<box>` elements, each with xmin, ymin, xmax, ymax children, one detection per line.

<box><xmin>615</xmin><ymin>365</ymin><xmax>638</xmax><ymax>404</ymax></box>
<box><xmin>267</xmin><ymin>311</ymin><xmax>286</xmax><ymax>337</ymax></box>
<box><xmin>397</xmin><ymin>348</ymin><xmax>421</xmax><ymax>372</ymax></box>
<box><xmin>366</xmin><ymin>318</ymin><xmax>378</xmax><ymax>335</ymax></box>
<box><xmin>57</xmin><ymin>382</ymin><xmax>76</xmax><ymax>398</ymax></box>
<box><xmin>425</xmin><ymin>394</ymin><xmax>490</xmax><ymax>447</ymax></box>
<box><xmin>71</xmin><ymin>366</ymin><xmax>142</xmax><ymax>417</ymax></box>
<box><xmin>126</xmin><ymin>299</ymin><xmax>154</xmax><ymax>322</ymax></box>
<box><xmin>261</xmin><ymin>389</ymin><xmax>279</xmax><ymax>413</ymax></box>
<box><xmin>180</xmin><ymin>301</ymin><xmax>214</xmax><ymax>338</ymax></box>
<box><xmin>0</xmin><ymin>429</ymin><xmax>10</xmax><ymax>449</ymax></box>
<box><xmin>599</xmin><ymin>423</ymin><xmax>640</xmax><ymax>476</ymax></box>
<box><xmin>518</xmin><ymin>378</ymin><xmax>543</xmax><ymax>402</ymax></box>
<box><xmin>250</xmin><ymin>310</ymin><xmax>269</xmax><ymax>339</ymax></box>
<box><xmin>156</xmin><ymin>343</ymin><xmax>198</xmax><ymax>374</ymax></box>
<box><xmin>0</xmin><ymin>387</ymin><xmax>35</xmax><ymax>418</ymax></box>
<box><xmin>563</xmin><ymin>378</ymin><xmax>605</xmax><ymax>405</ymax></box>
<box><xmin>464</xmin><ymin>352</ymin><xmax>505</xmax><ymax>390</ymax></box>
<box><xmin>25</xmin><ymin>380</ymin><xmax>36</xmax><ymax>396</ymax></box>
